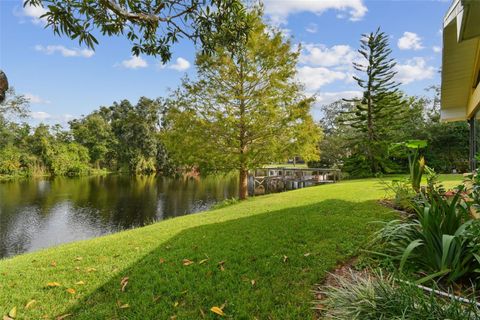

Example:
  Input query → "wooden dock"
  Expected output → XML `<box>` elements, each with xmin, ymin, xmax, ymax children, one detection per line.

<box><xmin>248</xmin><ymin>167</ymin><xmax>341</xmax><ymax>195</ymax></box>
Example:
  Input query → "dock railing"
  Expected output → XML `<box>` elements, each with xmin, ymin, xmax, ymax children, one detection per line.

<box><xmin>248</xmin><ymin>167</ymin><xmax>341</xmax><ymax>195</ymax></box>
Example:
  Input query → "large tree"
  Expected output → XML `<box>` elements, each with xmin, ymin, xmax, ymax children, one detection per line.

<box><xmin>343</xmin><ymin>28</ymin><xmax>407</xmax><ymax>174</ymax></box>
<box><xmin>24</xmin><ymin>0</ymin><xmax>250</xmax><ymax>61</ymax></box>
<box><xmin>162</xmin><ymin>14</ymin><xmax>321</xmax><ymax>200</ymax></box>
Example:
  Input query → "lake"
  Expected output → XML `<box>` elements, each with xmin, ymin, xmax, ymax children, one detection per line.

<box><xmin>0</xmin><ymin>174</ymin><xmax>238</xmax><ymax>258</ymax></box>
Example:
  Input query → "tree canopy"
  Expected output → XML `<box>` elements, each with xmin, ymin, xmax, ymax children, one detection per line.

<box><xmin>162</xmin><ymin>13</ymin><xmax>321</xmax><ymax>199</ymax></box>
<box><xmin>25</xmin><ymin>0</ymin><xmax>251</xmax><ymax>61</ymax></box>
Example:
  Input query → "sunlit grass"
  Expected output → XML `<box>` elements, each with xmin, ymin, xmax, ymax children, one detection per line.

<box><xmin>0</xmin><ymin>175</ymin><xmax>462</xmax><ymax>319</ymax></box>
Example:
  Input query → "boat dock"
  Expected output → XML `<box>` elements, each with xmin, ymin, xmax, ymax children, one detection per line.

<box><xmin>248</xmin><ymin>167</ymin><xmax>341</xmax><ymax>195</ymax></box>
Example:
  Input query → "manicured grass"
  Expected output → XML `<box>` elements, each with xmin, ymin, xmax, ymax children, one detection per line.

<box><xmin>0</xmin><ymin>176</ymin><xmax>461</xmax><ymax>319</ymax></box>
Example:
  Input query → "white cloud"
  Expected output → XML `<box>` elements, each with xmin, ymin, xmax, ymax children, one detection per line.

<box><xmin>300</xmin><ymin>44</ymin><xmax>358</xmax><ymax>68</ymax></box>
<box><xmin>24</xmin><ymin>93</ymin><xmax>51</xmax><ymax>104</ymax></box>
<box><xmin>297</xmin><ymin>66</ymin><xmax>349</xmax><ymax>91</ymax></box>
<box><xmin>29</xmin><ymin>111</ymin><xmax>75</xmax><ymax>124</ymax></box>
<box><xmin>21</xmin><ymin>1</ymin><xmax>47</xmax><ymax>24</ymax></box>
<box><xmin>120</xmin><ymin>56</ymin><xmax>148</xmax><ymax>69</ymax></box>
<box><xmin>35</xmin><ymin>45</ymin><xmax>95</xmax><ymax>58</ymax></box>
<box><xmin>315</xmin><ymin>90</ymin><xmax>362</xmax><ymax>105</ymax></box>
<box><xmin>395</xmin><ymin>57</ymin><xmax>436</xmax><ymax>84</ymax></box>
<box><xmin>263</xmin><ymin>0</ymin><xmax>367</xmax><ymax>25</ymax></box>
<box><xmin>168</xmin><ymin>57</ymin><xmax>191</xmax><ymax>71</ymax></box>
<box><xmin>432</xmin><ymin>46</ymin><xmax>442</xmax><ymax>53</ymax></box>
<box><xmin>306</xmin><ymin>23</ymin><xmax>318</xmax><ymax>33</ymax></box>
<box><xmin>397</xmin><ymin>32</ymin><xmax>424</xmax><ymax>50</ymax></box>
<box><xmin>29</xmin><ymin>111</ymin><xmax>51</xmax><ymax>121</ymax></box>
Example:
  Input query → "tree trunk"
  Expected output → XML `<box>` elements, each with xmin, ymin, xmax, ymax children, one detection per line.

<box><xmin>239</xmin><ymin>168</ymin><xmax>248</xmax><ymax>200</ymax></box>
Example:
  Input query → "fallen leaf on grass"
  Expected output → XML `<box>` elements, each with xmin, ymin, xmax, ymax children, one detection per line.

<box><xmin>182</xmin><ymin>259</ymin><xmax>194</xmax><ymax>266</ymax></box>
<box><xmin>199</xmin><ymin>259</ymin><xmax>209</xmax><ymax>265</ymax></box>
<box><xmin>283</xmin><ymin>255</ymin><xmax>288</xmax><ymax>263</ymax></box>
<box><xmin>217</xmin><ymin>261</ymin><xmax>225</xmax><ymax>271</ymax></box>
<box><xmin>304</xmin><ymin>253</ymin><xmax>311</xmax><ymax>257</ymax></box>
<box><xmin>46</xmin><ymin>282</ymin><xmax>61</xmax><ymax>287</ymax></box>
<box><xmin>75</xmin><ymin>281</ymin><xmax>85</xmax><ymax>285</ymax></box>
<box><xmin>50</xmin><ymin>261</ymin><xmax>57</xmax><ymax>267</ymax></box>
<box><xmin>3</xmin><ymin>316</ymin><xmax>13</xmax><ymax>320</ymax></box>
<box><xmin>251</xmin><ymin>279</ymin><xmax>256</xmax><ymax>286</ymax></box>
<box><xmin>117</xmin><ymin>301</ymin><xmax>129</xmax><ymax>309</ymax></box>
<box><xmin>120</xmin><ymin>277</ymin><xmax>129</xmax><ymax>292</ymax></box>
<box><xmin>174</xmin><ymin>301</ymin><xmax>179</xmax><ymax>307</ymax></box>
<box><xmin>56</xmin><ymin>314</ymin><xmax>72</xmax><ymax>320</ymax></box>
<box><xmin>210</xmin><ymin>306</ymin><xmax>225</xmax><ymax>316</ymax></box>
<box><xmin>74</xmin><ymin>257</ymin><xmax>83</xmax><ymax>261</ymax></box>
<box><xmin>159</xmin><ymin>258</ymin><xmax>165</xmax><ymax>264</ymax></box>
<box><xmin>25</xmin><ymin>300</ymin><xmax>36</xmax><ymax>309</ymax></box>
<box><xmin>8</xmin><ymin>307</ymin><xmax>16</xmax><ymax>318</ymax></box>
<box><xmin>86</xmin><ymin>267</ymin><xmax>96</xmax><ymax>272</ymax></box>
<box><xmin>66</xmin><ymin>288</ymin><xmax>76</xmax><ymax>294</ymax></box>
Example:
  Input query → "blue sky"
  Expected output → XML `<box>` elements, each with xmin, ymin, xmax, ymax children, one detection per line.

<box><xmin>0</xmin><ymin>0</ymin><xmax>450</xmax><ymax>124</ymax></box>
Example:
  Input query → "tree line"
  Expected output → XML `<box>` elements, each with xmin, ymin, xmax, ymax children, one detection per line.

<box><xmin>308</xmin><ymin>29</ymin><xmax>469</xmax><ymax>177</ymax></box>
<box><xmin>0</xmin><ymin>5</ymin><xmax>470</xmax><ymax>198</ymax></box>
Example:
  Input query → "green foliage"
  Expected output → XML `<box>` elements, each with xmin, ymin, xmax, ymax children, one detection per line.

<box><xmin>375</xmin><ymin>186</ymin><xmax>480</xmax><ymax>284</ymax></box>
<box><xmin>0</xmin><ymin>145</ymin><xmax>22</xmax><ymax>175</ymax></box>
<box><xmin>211</xmin><ymin>197</ymin><xmax>239</xmax><ymax>209</ymax></box>
<box><xmin>343</xmin><ymin>28</ymin><xmax>407</xmax><ymax>175</ymax></box>
<box><xmin>319</xmin><ymin>270</ymin><xmax>480</xmax><ymax>319</ymax></box>
<box><xmin>163</xmin><ymin>13</ymin><xmax>321</xmax><ymax>198</ymax></box>
<box><xmin>24</xmin><ymin>0</ymin><xmax>250</xmax><ymax>61</ymax></box>
<box><xmin>391</xmin><ymin>140</ymin><xmax>427</xmax><ymax>192</ymax></box>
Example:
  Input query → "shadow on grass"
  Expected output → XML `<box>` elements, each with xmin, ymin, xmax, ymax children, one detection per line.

<box><xmin>63</xmin><ymin>199</ymin><xmax>393</xmax><ymax>319</ymax></box>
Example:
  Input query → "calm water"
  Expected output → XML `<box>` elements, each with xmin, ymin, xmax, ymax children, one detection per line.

<box><xmin>0</xmin><ymin>175</ymin><xmax>238</xmax><ymax>258</ymax></box>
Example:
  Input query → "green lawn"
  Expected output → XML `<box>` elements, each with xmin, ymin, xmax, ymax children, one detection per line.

<box><xmin>0</xmin><ymin>176</ymin><xmax>462</xmax><ymax>319</ymax></box>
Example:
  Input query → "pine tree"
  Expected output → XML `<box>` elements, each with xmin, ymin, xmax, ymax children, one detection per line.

<box><xmin>344</xmin><ymin>28</ymin><xmax>406</xmax><ymax>174</ymax></box>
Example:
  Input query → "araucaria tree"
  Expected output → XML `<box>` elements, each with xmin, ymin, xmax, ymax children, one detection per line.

<box><xmin>344</xmin><ymin>28</ymin><xmax>406</xmax><ymax>175</ymax></box>
<box><xmin>163</xmin><ymin>14</ymin><xmax>321</xmax><ymax>200</ymax></box>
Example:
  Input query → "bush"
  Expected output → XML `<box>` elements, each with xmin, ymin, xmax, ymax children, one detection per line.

<box><xmin>318</xmin><ymin>270</ymin><xmax>480</xmax><ymax>319</ymax></box>
<box><xmin>375</xmin><ymin>187</ymin><xmax>480</xmax><ymax>284</ymax></box>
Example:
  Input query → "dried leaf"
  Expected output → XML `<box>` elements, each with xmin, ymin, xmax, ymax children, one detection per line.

<box><xmin>120</xmin><ymin>277</ymin><xmax>129</xmax><ymax>292</ymax></box>
<box><xmin>47</xmin><ymin>282</ymin><xmax>61</xmax><ymax>287</ymax></box>
<box><xmin>86</xmin><ymin>267</ymin><xmax>96</xmax><ymax>272</ymax></box>
<box><xmin>251</xmin><ymin>279</ymin><xmax>256</xmax><ymax>286</ymax></box>
<box><xmin>66</xmin><ymin>288</ymin><xmax>76</xmax><ymax>294</ymax></box>
<box><xmin>8</xmin><ymin>307</ymin><xmax>16</xmax><ymax>318</ymax></box>
<box><xmin>50</xmin><ymin>261</ymin><xmax>57</xmax><ymax>267</ymax></box>
<box><xmin>199</xmin><ymin>259</ymin><xmax>209</xmax><ymax>265</ymax></box>
<box><xmin>217</xmin><ymin>261</ymin><xmax>225</xmax><ymax>271</ymax></box>
<box><xmin>210</xmin><ymin>306</ymin><xmax>225</xmax><ymax>316</ymax></box>
<box><xmin>303</xmin><ymin>253</ymin><xmax>311</xmax><ymax>257</ymax></box>
<box><xmin>174</xmin><ymin>301</ymin><xmax>179</xmax><ymax>307</ymax></box>
<box><xmin>117</xmin><ymin>301</ymin><xmax>129</xmax><ymax>309</ymax></box>
<box><xmin>283</xmin><ymin>255</ymin><xmax>288</xmax><ymax>263</ymax></box>
<box><xmin>182</xmin><ymin>259</ymin><xmax>194</xmax><ymax>266</ymax></box>
<box><xmin>75</xmin><ymin>281</ymin><xmax>85</xmax><ymax>285</ymax></box>
<box><xmin>159</xmin><ymin>258</ymin><xmax>165</xmax><ymax>264</ymax></box>
<box><xmin>3</xmin><ymin>316</ymin><xmax>13</xmax><ymax>320</ymax></box>
<box><xmin>56</xmin><ymin>314</ymin><xmax>72</xmax><ymax>320</ymax></box>
<box><xmin>25</xmin><ymin>300</ymin><xmax>36</xmax><ymax>309</ymax></box>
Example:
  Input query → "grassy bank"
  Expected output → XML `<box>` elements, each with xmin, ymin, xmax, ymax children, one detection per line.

<box><xmin>0</xmin><ymin>176</ymin><xmax>462</xmax><ymax>319</ymax></box>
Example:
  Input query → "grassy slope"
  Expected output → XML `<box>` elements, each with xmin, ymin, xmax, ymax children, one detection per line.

<box><xmin>0</xmin><ymin>176</ymin><xmax>462</xmax><ymax>319</ymax></box>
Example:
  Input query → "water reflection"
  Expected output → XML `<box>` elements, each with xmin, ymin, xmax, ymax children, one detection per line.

<box><xmin>0</xmin><ymin>174</ymin><xmax>238</xmax><ymax>258</ymax></box>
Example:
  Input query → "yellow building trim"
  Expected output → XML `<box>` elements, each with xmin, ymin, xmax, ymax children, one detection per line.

<box><xmin>467</xmin><ymin>42</ymin><xmax>480</xmax><ymax>118</ymax></box>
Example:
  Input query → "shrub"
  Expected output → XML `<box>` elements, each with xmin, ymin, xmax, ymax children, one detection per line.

<box><xmin>318</xmin><ymin>270</ymin><xmax>480</xmax><ymax>319</ymax></box>
<box><xmin>375</xmin><ymin>187</ymin><xmax>480</xmax><ymax>284</ymax></box>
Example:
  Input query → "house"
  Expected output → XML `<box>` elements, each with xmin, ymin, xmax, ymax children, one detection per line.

<box><xmin>441</xmin><ymin>0</ymin><xmax>480</xmax><ymax>170</ymax></box>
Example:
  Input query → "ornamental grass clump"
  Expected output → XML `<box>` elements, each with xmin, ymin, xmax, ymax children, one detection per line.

<box><xmin>317</xmin><ymin>269</ymin><xmax>480</xmax><ymax>320</ymax></box>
